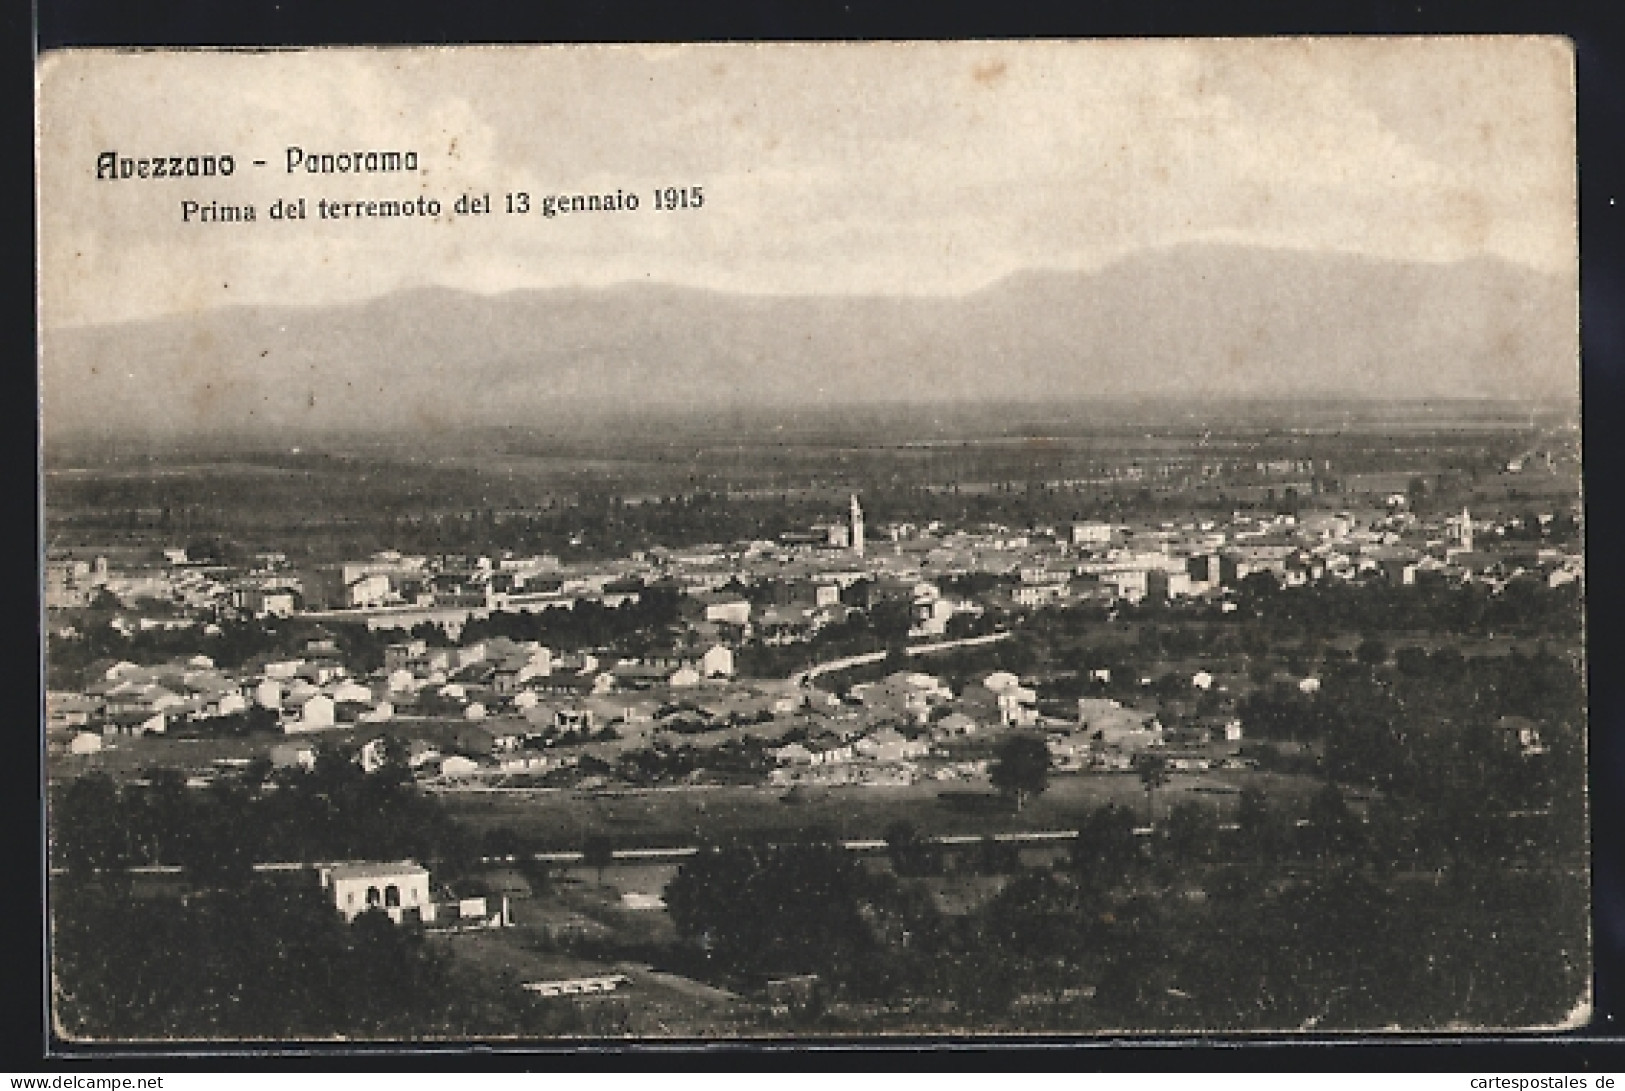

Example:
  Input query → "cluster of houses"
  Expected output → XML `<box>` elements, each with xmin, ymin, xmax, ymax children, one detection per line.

<box><xmin>44</xmin><ymin>626</ymin><xmax>749</xmax><ymax>765</ymax></box>
<box><xmin>761</xmin><ymin>667</ymin><xmax>1251</xmax><ymax>788</ymax></box>
<box><xmin>45</xmin><ymin>488</ymin><xmax>1580</xmax><ymax>786</ymax></box>
<box><xmin>994</xmin><ymin>505</ymin><xmax>1584</xmax><ymax>610</ymax></box>
<box><xmin>46</xmin><ymin>643</ymin><xmax>376</xmax><ymax>753</ymax></box>
<box><xmin>46</xmin><ymin>492</ymin><xmax>1582</xmax><ymax>664</ymax></box>
<box><xmin>49</xmin><ymin>612</ymin><xmax>1261</xmax><ymax>790</ymax></box>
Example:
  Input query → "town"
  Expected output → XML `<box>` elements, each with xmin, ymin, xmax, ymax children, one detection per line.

<box><xmin>45</xmin><ymin>412</ymin><xmax>1588</xmax><ymax>1037</ymax></box>
<box><xmin>47</xmin><ymin>482</ymin><xmax>1582</xmax><ymax>793</ymax></box>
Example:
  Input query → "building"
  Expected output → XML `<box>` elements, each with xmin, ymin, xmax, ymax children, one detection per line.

<box><xmin>980</xmin><ymin>671</ymin><xmax>1039</xmax><ymax>727</ymax></box>
<box><xmin>854</xmin><ymin>726</ymin><xmax>931</xmax><ymax>762</ymax></box>
<box><xmin>1012</xmin><ymin>583</ymin><xmax>1068</xmax><ymax>608</ymax></box>
<box><xmin>703</xmin><ymin>598</ymin><xmax>751</xmax><ymax>627</ymax></box>
<box><xmin>346</xmin><ymin>573</ymin><xmax>393</xmax><ymax>609</ymax></box>
<box><xmin>270</xmin><ymin>742</ymin><xmax>318</xmax><ymax>771</ymax></box>
<box><xmin>234</xmin><ymin>586</ymin><xmax>298</xmax><ymax>618</ymax></box>
<box><xmin>1078</xmin><ymin>697</ymin><xmax>1162</xmax><ymax>752</ymax></box>
<box><xmin>68</xmin><ymin>732</ymin><xmax>104</xmax><ymax>755</ymax></box>
<box><xmin>701</xmin><ymin>645</ymin><xmax>735</xmax><ymax>678</ymax></box>
<box><xmin>1071</xmin><ymin>522</ymin><xmax>1116</xmax><ymax>547</ymax></box>
<box><xmin>523</xmin><ymin>974</ymin><xmax>629</xmax><ymax>998</ymax></box>
<box><xmin>284</xmin><ymin>693</ymin><xmax>336</xmax><ymax>732</ymax></box>
<box><xmin>851</xmin><ymin>494</ymin><xmax>866</xmax><ymax>559</ymax></box>
<box><xmin>321</xmin><ymin>861</ymin><xmax>436</xmax><ymax>924</ymax></box>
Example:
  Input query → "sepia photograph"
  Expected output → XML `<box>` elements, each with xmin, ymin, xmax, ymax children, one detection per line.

<box><xmin>37</xmin><ymin>38</ymin><xmax>1587</xmax><ymax>1042</ymax></box>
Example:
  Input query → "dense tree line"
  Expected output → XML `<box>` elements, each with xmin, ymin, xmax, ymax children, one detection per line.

<box><xmin>51</xmin><ymin>745</ymin><xmax>472</xmax><ymax>878</ymax></box>
<box><xmin>657</xmin><ymin>789</ymin><xmax>1587</xmax><ymax>1031</ymax></box>
<box><xmin>53</xmin><ymin>878</ymin><xmax>494</xmax><ymax>1040</ymax></box>
<box><xmin>1225</xmin><ymin>574</ymin><xmax>1582</xmax><ymax>642</ymax></box>
<box><xmin>51</xmin><ymin>867</ymin><xmax>628</xmax><ymax>1040</ymax></box>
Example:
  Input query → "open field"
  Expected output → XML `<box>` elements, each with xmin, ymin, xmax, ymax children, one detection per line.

<box><xmin>48</xmin><ymin>729</ymin><xmax>369</xmax><ymax>782</ymax></box>
<box><xmin>431</xmin><ymin>921</ymin><xmax>752</xmax><ymax>1037</ymax></box>
<box><xmin>438</xmin><ymin>770</ymin><xmax>1323</xmax><ymax>851</ymax></box>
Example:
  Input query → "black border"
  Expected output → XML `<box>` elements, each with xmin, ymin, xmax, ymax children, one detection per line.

<box><xmin>21</xmin><ymin>0</ymin><xmax>1625</xmax><ymax>1072</ymax></box>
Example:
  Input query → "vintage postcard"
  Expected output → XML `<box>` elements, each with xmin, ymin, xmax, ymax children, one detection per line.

<box><xmin>37</xmin><ymin>39</ymin><xmax>1585</xmax><ymax>1042</ymax></box>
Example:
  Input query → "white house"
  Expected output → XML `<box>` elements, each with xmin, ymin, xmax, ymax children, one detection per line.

<box><xmin>704</xmin><ymin>599</ymin><xmax>751</xmax><ymax>627</ymax></box>
<box><xmin>214</xmin><ymin>691</ymin><xmax>249</xmax><ymax>717</ymax></box>
<box><xmin>285</xmin><ymin>693</ymin><xmax>336</xmax><ymax>732</ymax></box>
<box><xmin>854</xmin><ymin>726</ymin><xmax>930</xmax><ymax>763</ymax></box>
<box><xmin>983</xmin><ymin>672</ymin><xmax>1039</xmax><ymax>727</ymax></box>
<box><xmin>270</xmin><ymin>742</ymin><xmax>318</xmax><ymax>770</ymax></box>
<box><xmin>347</xmin><ymin>573</ymin><xmax>393</xmax><ymax>608</ymax></box>
<box><xmin>771</xmin><ymin>741</ymin><xmax>815</xmax><ymax>765</ymax></box>
<box><xmin>701</xmin><ymin>645</ymin><xmax>735</xmax><ymax>678</ymax></box>
<box><xmin>331</xmin><ymin>680</ymin><xmax>373</xmax><ymax>705</ymax></box>
<box><xmin>524</xmin><ymin>646</ymin><xmax>555</xmax><ymax>678</ymax></box>
<box><xmin>1072</xmin><ymin>522</ymin><xmax>1116</xmax><ymax>546</ymax></box>
<box><xmin>260</xmin><ymin>590</ymin><xmax>297</xmax><ymax>618</ymax></box>
<box><xmin>322</xmin><ymin>861</ymin><xmax>436</xmax><ymax>924</ymax></box>
<box><xmin>68</xmin><ymin>732</ymin><xmax>103</xmax><ymax>755</ymax></box>
<box><xmin>808</xmin><ymin>740</ymin><xmax>856</xmax><ymax>765</ymax></box>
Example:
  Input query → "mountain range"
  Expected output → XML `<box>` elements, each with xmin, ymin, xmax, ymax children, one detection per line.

<box><xmin>41</xmin><ymin>243</ymin><xmax>1577</xmax><ymax>439</ymax></box>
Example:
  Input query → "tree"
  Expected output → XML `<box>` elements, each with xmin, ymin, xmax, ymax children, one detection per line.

<box><xmin>53</xmin><ymin>773</ymin><xmax>129</xmax><ymax>876</ymax></box>
<box><xmin>1394</xmin><ymin>646</ymin><xmax>1432</xmax><ymax>678</ymax></box>
<box><xmin>1072</xmin><ymin>803</ymin><xmax>1139</xmax><ymax>883</ymax></box>
<box><xmin>989</xmin><ymin>735</ymin><xmax>1051</xmax><ymax>812</ymax></box>
<box><xmin>1237</xmin><ymin>785</ymin><xmax>1283</xmax><ymax>863</ymax></box>
<box><xmin>1356</xmin><ymin>637</ymin><xmax>1389</xmax><ymax>668</ymax></box>
<box><xmin>1407</xmin><ymin>475</ymin><xmax>1428</xmax><ymax>510</ymax></box>
<box><xmin>582</xmin><ymin>835</ymin><xmax>616</xmax><ymax>885</ymax></box>
<box><xmin>883</xmin><ymin>820</ymin><xmax>936</xmax><ymax>877</ymax></box>
<box><xmin>1134</xmin><ymin>751</ymin><xmax>1171</xmax><ymax>826</ymax></box>
<box><xmin>664</xmin><ymin>843</ymin><xmax>894</xmax><ymax>979</ymax></box>
<box><xmin>1305</xmin><ymin>781</ymin><xmax>1361</xmax><ymax>862</ymax></box>
<box><xmin>1162</xmin><ymin>801</ymin><xmax>1216</xmax><ymax>863</ymax></box>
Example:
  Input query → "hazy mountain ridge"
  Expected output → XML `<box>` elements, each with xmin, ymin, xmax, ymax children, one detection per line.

<box><xmin>42</xmin><ymin>244</ymin><xmax>1577</xmax><ymax>439</ymax></box>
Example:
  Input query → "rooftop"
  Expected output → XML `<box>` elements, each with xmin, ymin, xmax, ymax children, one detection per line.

<box><xmin>324</xmin><ymin>861</ymin><xmax>429</xmax><ymax>881</ymax></box>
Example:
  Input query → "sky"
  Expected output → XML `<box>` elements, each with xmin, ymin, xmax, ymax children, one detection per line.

<box><xmin>37</xmin><ymin>38</ymin><xmax>1577</xmax><ymax>329</ymax></box>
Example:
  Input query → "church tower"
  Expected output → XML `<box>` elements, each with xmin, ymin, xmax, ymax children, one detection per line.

<box><xmin>850</xmin><ymin>494</ymin><xmax>865</xmax><ymax>559</ymax></box>
<box><xmin>1460</xmin><ymin>507</ymin><xmax>1473</xmax><ymax>552</ymax></box>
